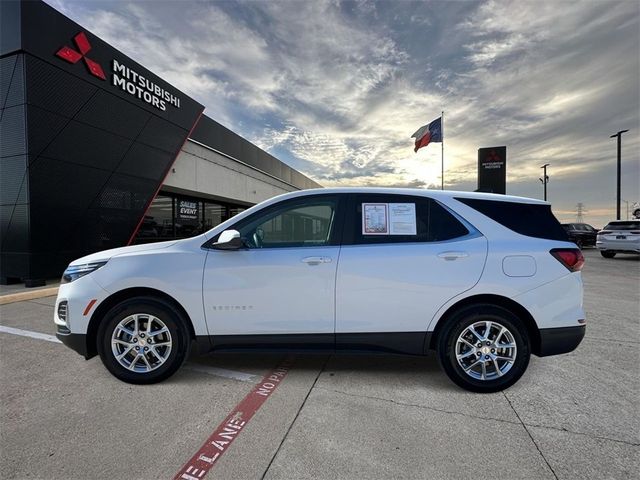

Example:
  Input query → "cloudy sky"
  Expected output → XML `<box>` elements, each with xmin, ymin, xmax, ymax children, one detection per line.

<box><xmin>47</xmin><ymin>0</ymin><xmax>639</xmax><ymax>227</ymax></box>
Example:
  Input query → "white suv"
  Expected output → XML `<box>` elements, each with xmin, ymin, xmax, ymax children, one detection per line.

<box><xmin>596</xmin><ymin>220</ymin><xmax>640</xmax><ymax>258</ymax></box>
<box><xmin>54</xmin><ymin>188</ymin><xmax>585</xmax><ymax>392</ymax></box>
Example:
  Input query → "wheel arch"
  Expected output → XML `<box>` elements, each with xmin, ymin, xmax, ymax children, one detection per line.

<box><xmin>427</xmin><ymin>294</ymin><xmax>542</xmax><ymax>355</ymax></box>
<box><xmin>85</xmin><ymin>287</ymin><xmax>196</xmax><ymax>359</ymax></box>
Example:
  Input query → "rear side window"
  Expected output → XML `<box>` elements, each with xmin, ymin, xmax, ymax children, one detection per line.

<box><xmin>456</xmin><ymin>197</ymin><xmax>568</xmax><ymax>241</ymax></box>
<box><xmin>346</xmin><ymin>195</ymin><xmax>469</xmax><ymax>245</ymax></box>
<box><xmin>604</xmin><ymin>221</ymin><xmax>640</xmax><ymax>230</ymax></box>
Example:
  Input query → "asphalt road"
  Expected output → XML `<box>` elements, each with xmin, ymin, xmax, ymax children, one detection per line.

<box><xmin>1</xmin><ymin>249</ymin><xmax>638</xmax><ymax>479</ymax></box>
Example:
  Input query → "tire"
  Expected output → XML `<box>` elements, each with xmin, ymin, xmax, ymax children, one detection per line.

<box><xmin>96</xmin><ymin>296</ymin><xmax>191</xmax><ymax>384</ymax></box>
<box><xmin>575</xmin><ymin>239</ymin><xmax>583</xmax><ymax>249</ymax></box>
<box><xmin>601</xmin><ymin>250</ymin><xmax>616</xmax><ymax>258</ymax></box>
<box><xmin>436</xmin><ymin>305</ymin><xmax>531</xmax><ymax>393</ymax></box>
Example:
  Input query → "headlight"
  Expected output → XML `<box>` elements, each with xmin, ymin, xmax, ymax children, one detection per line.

<box><xmin>62</xmin><ymin>261</ymin><xmax>107</xmax><ymax>283</ymax></box>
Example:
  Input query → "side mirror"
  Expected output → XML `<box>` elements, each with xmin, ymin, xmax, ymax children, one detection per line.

<box><xmin>212</xmin><ymin>229</ymin><xmax>244</xmax><ymax>250</ymax></box>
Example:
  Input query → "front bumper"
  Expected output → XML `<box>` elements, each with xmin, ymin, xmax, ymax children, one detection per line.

<box><xmin>537</xmin><ymin>325</ymin><xmax>585</xmax><ymax>357</ymax></box>
<box><xmin>56</xmin><ymin>329</ymin><xmax>88</xmax><ymax>358</ymax></box>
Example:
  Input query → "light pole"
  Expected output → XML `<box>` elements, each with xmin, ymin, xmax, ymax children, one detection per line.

<box><xmin>610</xmin><ymin>129</ymin><xmax>629</xmax><ymax>220</ymax></box>
<box><xmin>539</xmin><ymin>163</ymin><xmax>550</xmax><ymax>201</ymax></box>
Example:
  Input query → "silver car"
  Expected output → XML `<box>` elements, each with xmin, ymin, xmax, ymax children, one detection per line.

<box><xmin>596</xmin><ymin>220</ymin><xmax>640</xmax><ymax>258</ymax></box>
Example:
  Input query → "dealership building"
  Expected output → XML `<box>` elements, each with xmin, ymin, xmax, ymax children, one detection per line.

<box><xmin>0</xmin><ymin>0</ymin><xmax>320</xmax><ymax>286</ymax></box>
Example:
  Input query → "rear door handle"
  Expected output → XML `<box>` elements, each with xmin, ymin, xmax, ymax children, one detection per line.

<box><xmin>437</xmin><ymin>251</ymin><xmax>469</xmax><ymax>261</ymax></box>
<box><xmin>301</xmin><ymin>256</ymin><xmax>332</xmax><ymax>265</ymax></box>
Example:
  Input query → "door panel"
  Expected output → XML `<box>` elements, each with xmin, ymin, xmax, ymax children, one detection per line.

<box><xmin>336</xmin><ymin>193</ymin><xmax>487</xmax><ymax>339</ymax></box>
<box><xmin>203</xmin><ymin>247</ymin><xmax>339</xmax><ymax>335</ymax></box>
<box><xmin>335</xmin><ymin>236</ymin><xmax>487</xmax><ymax>333</ymax></box>
<box><xmin>202</xmin><ymin>193</ymin><xmax>344</xmax><ymax>338</ymax></box>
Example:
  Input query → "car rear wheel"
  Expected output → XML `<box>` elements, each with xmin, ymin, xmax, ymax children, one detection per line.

<box><xmin>600</xmin><ymin>250</ymin><xmax>616</xmax><ymax>258</ymax></box>
<box><xmin>437</xmin><ymin>305</ymin><xmax>531</xmax><ymax>393</ymax></box>
<box><xmin>97</xmin><ymin>297</ymin><xmax>190</xmax><ymax>384</ymax></box>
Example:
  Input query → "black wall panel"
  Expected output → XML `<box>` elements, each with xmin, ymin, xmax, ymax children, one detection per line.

<box><xmin>0</xmin><ymin>56</ymin><xmax>18</xmax><ymax>108</ymax></box>
<box><xmin>16</xmin><ymin>56</ymin><xmax>198</xmax><ymax>280</ymax></box>
<box><xmin>25</xmin><ymin>106</ymin><xmax>69</xmax><ymax>158</ymax></box>
<box><xmin>41</xmin><ymin>118</ymin><xmax>134</xmax><ymax>171</ymax></box>
<box><xmin>25</xmin><ymin>55</ymin><xmax>97</xmax><ymax>119</ymax></box>
<box><xmin>0</xmin><ymin>155</ymin><xmax>28</xmax><ymax>205</ymax></box>
<box><xmin>1</xmin><ymin>53</ymin><xmax>30</xmax><ymax>281</ymax></box>
<box><xmin>75</xmin><ymin>90</ymin><xmax>150</xmax><ymax>140</ymax></box>
<box><xmin>137</xmin><ymin>116</ymin><xmax>188</xmax><ymax>154</ymax></box>
<box><xmin>0</xmin><ymin>1</ymin><xmax>21</xmax><ymax>57</ymax></box>
<box><xmin>0</xmin><ymin>0</ymin><xmax>203</xmax><ymax>282</ymax></box>
<box><xmin>1</xmin><ymin>55</ymin><xmax>25</xmax><ymax>109</ymax></box>
<box><xmin>0</xmin><ymin>105</ymin><xmax>27</xmax><ymax>157</ymax></box>
<box><xmin>116</xmin><ymin>143</ymin><xmax>174</xmax><ymax>181</ymax></box>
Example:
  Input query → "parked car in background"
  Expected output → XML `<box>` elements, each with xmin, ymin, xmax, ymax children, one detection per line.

<box><xmin>561</xmin><ymin>223</ymin><xmax>599</xmax><ymax>249</ymax></box>
<box><xmin>596</xmin><ymin>220</ymin><xmax>640</xmax><ymax>258</ymax></box>
<box><xmin>54</xmin><ymin>188</ymin><xmax>586</xmax><ymax>393</ymax></box>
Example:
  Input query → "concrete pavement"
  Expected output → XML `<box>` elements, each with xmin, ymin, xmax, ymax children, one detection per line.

<box><xmin>0</xmin><ymin>249</ymin><xmax>638</xmax><ymax>479</ymax></box>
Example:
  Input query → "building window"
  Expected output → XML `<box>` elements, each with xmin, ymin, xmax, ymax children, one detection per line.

<box><xmin>175</xmin><ymin>197</ymin><xmax>202</xmax><ymax>238</ymax></box>
<box><xmin>204</xmin><ymin>203</ymin><xmax>227</xmax><ymax>231</ymax></box>
<box><xmin>133</xmin><ymin>192</ymin><xmax>250</xmax><ymax>244</ymax></box>
<box><xmin>229</xmin><ymin>206</ymin><xmax>246</xmax><ymax>218</ymax></box>
<box><xmin>137</xmin><ymin>195</ymin><xmax>174</xmax><ymax>242</ymax></box>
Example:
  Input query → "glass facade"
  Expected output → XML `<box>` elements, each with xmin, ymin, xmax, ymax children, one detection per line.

<box><xmin>133</xmin><ymin>192</ymin><xmax>247</xmax><ymax>244</ymax></box>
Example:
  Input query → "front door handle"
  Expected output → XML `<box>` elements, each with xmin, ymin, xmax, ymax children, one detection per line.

<box><xmin>301</xmin><ymin>256</ymin><xmax>332</xmax><ymax>265</ymax></box>
<box><xmin>437</xmin><ymin>251</ymin><xmax>469</xmax><ymax>261</ymax></box>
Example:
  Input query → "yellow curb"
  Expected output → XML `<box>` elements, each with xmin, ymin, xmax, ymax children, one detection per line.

<box><xmin>0</xmin><ymin>287</ymin><xmax>59</xmax><ymax>305</ymax></box>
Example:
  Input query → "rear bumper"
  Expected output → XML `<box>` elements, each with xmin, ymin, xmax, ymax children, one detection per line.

<box><xmin>537</xmin><ymin>325</ymin><xmax>585</xmax><ymax>357</ymax></box>
<box><xmin>56</xmin><ymin>330</ymin><xmax>88</xmax><ymax>358</ymax></box>
<box><xmin>596</xmin><ymin>239</ymin><xmax>640</xmax><ymax>253</ymax></box>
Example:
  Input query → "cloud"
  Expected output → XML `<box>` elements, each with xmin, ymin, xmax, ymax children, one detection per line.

<box><xmin>46</xmin><ymin>0</ymin><xmax>639</xmax><ymax>227</ymax></box>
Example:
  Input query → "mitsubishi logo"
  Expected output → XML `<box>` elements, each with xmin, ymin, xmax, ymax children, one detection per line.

<box><xmin>487</xmin><ymin>150</ymin><xmax>502</xmax><ymax>162</ymax></box>
<box><xmin>56</xmin><ymin>32</ymin><xmax>106</xmax><ymax>80</ymax></box>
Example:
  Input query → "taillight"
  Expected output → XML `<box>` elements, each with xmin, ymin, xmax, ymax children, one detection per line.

<box><xmin>599</xmin><ymin>230</ymin><xmax>612</xmax><ymax>235</ymax></box>
<box><xmin>550</xmin><ymin>248</ymin><xmax>584</xmax><ymax>272</ymax></box>
<box><xmin>630</xmin><ymin>231</ymin><xmax>640</xmax><ymax>234</ymax></box>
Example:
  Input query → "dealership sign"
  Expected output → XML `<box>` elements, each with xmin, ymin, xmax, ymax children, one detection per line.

<box><xmin>56</xmin><ymin>32</ymin><xmax>106</xmax><ymax>80</ymax></box>
<box><xmin>56</xmin><ymin>32</ymin><xmax>181</xmax><ymax>112</ymax></box>
<box><xmin>112</xmin><ymin>60</ymin><xmax>180</xmax><ymax>111</ymax></box>
<box><xmin>477</xmin><ymin>146</ymin><xmax>507</xmax><ymax>194</ymax></box>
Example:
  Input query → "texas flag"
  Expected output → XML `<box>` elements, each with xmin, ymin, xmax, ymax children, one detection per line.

<box><xmin>411</xmin><ymin>117</ymin><xmax>442</xmax><ymax>153</ymax></box>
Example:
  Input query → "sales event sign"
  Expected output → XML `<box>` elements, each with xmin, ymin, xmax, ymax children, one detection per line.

<box><xmin>177</xmin><ymin>199</ymin><xmax>198</xmax><ymax>222</ymax></box>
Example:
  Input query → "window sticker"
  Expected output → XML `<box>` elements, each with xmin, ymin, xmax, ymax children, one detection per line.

<box><xmin>362</xmin><ymin>203</ymin><xmax>389</xmax><ymax>234</ymax></box>
<box><xmin>389</xmin><ymin>203</ymin><xmax>417</xmax><ymax>235</ymax></box>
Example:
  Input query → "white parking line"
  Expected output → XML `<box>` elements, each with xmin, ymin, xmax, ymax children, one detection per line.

<box><xmin>183</xmin><ymin>363</ymin><xmax>257</xmax><ymax>383</ymax></box>
<box><xmin>0</xmin><ymin>324</ymin><xmax>257</xmax><ymax>383</ymax></box>
<box><xmin>0</xmin><ymin>325</ymin><xmax>62</xmax><ymax>343</ymax></box>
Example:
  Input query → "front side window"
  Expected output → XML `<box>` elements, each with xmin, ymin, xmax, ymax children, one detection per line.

<box><xmin>236</xmin><ymin>198</ymin><xmax>337</xmax><ymax>248</ymax></box>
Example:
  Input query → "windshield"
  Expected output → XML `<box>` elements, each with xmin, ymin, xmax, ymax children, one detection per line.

<box><xmin>603</xmin><ymin>221</ymin><xmax>640</xmax><ymax>231</ymax></box>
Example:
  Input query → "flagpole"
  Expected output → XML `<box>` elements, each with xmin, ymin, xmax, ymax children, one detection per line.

<box><xmin>441</xmin><ymin>110</ymin><xmax>444</xmax><ymax>190</ymax></box>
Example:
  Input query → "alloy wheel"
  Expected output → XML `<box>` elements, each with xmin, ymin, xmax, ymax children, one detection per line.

<box><xmin>455</xmin><ymin>320</ymin><xmax>517</xmax><ymax>381</ymax></box>
<box><xmin>110</xmin><ymin>313</ymin><xmax>172</xmax><ymax>373</ymax></box>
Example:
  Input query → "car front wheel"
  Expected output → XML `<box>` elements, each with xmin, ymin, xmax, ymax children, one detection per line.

<box><xmin>97</xmin><ymin>296</ymin><xmax>190</xmax><ymax>384</ymax></box>
<box><xmin>437</xmin><ymin>305</ymin><xmax>531</xmax><ymax>393</ymax></box>
<box><xmin>600</xmin><ymin>250</ymin><xmax>616</xmax><ymax>258</ymax></box>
